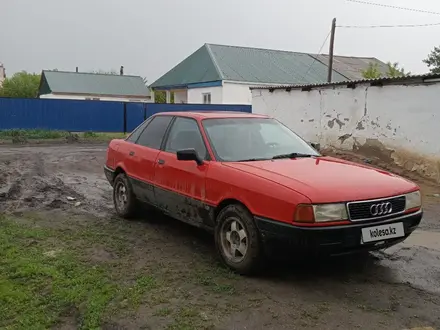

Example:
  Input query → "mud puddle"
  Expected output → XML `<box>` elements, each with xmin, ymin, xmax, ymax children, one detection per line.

<box><xmin>0</xmin><ymin>145</ymin><xmax>112</xmax><ymax>217</ymax></box>
<box><xmin>371</xmin><ymin>230</ymin><xmax>440</xmax><ymax>295</ymax></box>
<box><xmin>405</xmin><ymin>231</ymin><xmax>440</xmax><ymax>252</ymax></box>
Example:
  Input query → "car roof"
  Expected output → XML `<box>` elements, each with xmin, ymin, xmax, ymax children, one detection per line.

<box><xmin>153</xmin><ymin>111</ymin><xmax>269</xmax><ymax>120</ymax></box>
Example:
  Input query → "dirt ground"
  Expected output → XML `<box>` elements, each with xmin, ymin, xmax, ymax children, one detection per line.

<box><xmin>0</xmin><ymin>143</ymin><xmax>439</xmax><ymax>330</ymax></box>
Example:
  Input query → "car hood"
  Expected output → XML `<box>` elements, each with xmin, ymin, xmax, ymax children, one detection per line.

<box><xmin>222</xmin><ymin>156</ymin><xmax>418</xmax><ymax>203</ymax></box>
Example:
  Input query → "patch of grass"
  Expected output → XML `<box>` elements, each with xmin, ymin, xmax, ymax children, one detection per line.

<box><xmin>0</xmin><ymin>129</ymin><xmax>127</xmax><ymax>141</ymax></box>
<box><xmin>124</xmin><ymin>275</ymin><xmax>158</xmax><ymax>308</ymax></box>
<box><xmin>0</xmin><ymin>129</ymin><xmax>70</xmax><ymax>140</ymax></box>
<box><xmin>167</xmin><ymin>307</ymin><xmax>212</xmax><ymax>330</ymax></box>
<box><xmin>82</xmin><ymin>131</ymin><xmax>99</xmax><ymax>138</ymax></box>
<box><xmin>0</xmin><ymin>217</ymin><xmax>117</xmax><ymax>329</ymax></box>
<box><xmin>194</xmin><ymin>265</ymin><xmax>238</xmax><ymax>295</ymax></box>
<box><xmin>195</xmin><ymin>273</ymin><xmax>236</xmax><ymax>294</ymax></box>
<box><xmin>0</xmin><ymin>212</ymin><xmax>245</xmax><ymax>329</ymax></box>
<box><xmin>0</xmin><ymin>216</ymin><xmax>158</xmax><ymax>329</ymax></box>
<box><xmin>80</xmin><ymin>132</ymin><xmax>127</xmax><ymax>141</ymax></box>
<box><xmin>154</xmin><ymin>307</ymin><xmax>173</xmax><ymax>317</ymax></box>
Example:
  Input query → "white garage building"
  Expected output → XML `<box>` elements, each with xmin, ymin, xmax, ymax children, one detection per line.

<box><xmin>251</xmin><ymin>74</ymin><xmax>440</xmax><ymax>181</ymax></box>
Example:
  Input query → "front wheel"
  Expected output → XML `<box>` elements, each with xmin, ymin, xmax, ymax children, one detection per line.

<box><xmin>214</xmin><ymin>204</ymin><xmax>264</xmax><ymax>275</ymax></box>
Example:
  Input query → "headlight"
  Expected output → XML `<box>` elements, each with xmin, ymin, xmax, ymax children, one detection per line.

<box><xmin>295</xmin><ymin>203</ymin><xmax>348</xmax><ymax>223</ymax></box>
<box><xmin>405</xmin><ymin>190</ymin><xmax>422</xmax><ymax>211</ymax></box>
<box><xmin>313</xmin><ymin>203</ymin><xmax>348</xmax><ymax>222</ymax></box>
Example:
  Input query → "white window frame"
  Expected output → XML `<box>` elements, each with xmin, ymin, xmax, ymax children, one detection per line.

<box><xmin>202</xmin><ymin>93</ymin><xmax>211</xmax><ymax>104</ymax></box>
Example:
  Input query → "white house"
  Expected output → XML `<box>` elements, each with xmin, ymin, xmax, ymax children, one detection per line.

<box><xmin>38</xmin><ymin>70</ymin><xmax>152</xmax><ymax>102</ymax></box>
<box><xmin>251</xmin><ymin>74</ymin><xmax>440</xmax><ymax>181</ymax></box>
<box><xmin>150</xmin><ymin>43</ymin><xmax>388</xmax><ymax>105</ymax></box>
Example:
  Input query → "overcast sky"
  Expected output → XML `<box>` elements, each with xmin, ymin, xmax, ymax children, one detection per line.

<box><xmin>2</xmin><ymin>0</ymin><xmax>440</xmax><ymax>82</ymax></box>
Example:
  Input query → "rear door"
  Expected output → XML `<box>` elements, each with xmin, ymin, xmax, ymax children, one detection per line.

<box><xmin>114</xmin><ymin>118</ymin><xmax>152</xmax><ymax>179</ymax></box>
<box><xmin>154</xmin><ymin>116</ymin><xmax>210</xmax><ymax>228</ymax></box>
<box><xmin>131</xmin><ymin>115</ymin><xmax>173</xmax><ymax>205</ymax></box>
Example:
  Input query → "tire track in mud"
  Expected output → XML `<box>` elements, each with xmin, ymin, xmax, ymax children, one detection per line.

<box><xmin>0</xmin><ymin>146</ymin><xmax>113</xmax><ymax>217</ymax></box>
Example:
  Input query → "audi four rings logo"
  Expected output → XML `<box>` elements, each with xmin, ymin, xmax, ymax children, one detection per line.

<box><xmin>370</xmin><ymin>202</ymin><xmax>393</xmax><ymax>216</ymax></box>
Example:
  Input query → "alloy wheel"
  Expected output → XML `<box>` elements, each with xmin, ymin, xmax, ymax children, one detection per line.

<box><xmin>115</xmin><ymin>181</ymin><xmax>128</xmax><ymax>212</ymax></box>
<box><xmin>220</xmin><ymin>216</ymin><xmax>249</xmax><ymax>263</ymax></box>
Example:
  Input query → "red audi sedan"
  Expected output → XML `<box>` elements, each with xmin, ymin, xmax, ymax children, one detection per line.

<box><xmin>104</xmin><ymin>111</ymin><xmax>422</xmax><ymax>274</ymax></box>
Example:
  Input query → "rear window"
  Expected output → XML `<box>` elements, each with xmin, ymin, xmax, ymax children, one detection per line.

<box><xmin>126</xmin><ymin>118</ymin><xmax>152</xmax><ymax>143</ymax></box>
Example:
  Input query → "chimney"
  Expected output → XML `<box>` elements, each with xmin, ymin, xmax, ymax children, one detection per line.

<box><xmin>76</xmin><ymin>66</ymin><xmax>78</xmax><ymax>73</ymax></box>
<box><xmin>120</xmin><ymin>66</ymin><xmax>124</xmax><ymax>75</ymax></box>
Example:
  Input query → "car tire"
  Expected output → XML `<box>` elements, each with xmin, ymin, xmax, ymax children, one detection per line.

<box><xmin>113</xmin><ymin>173</ymin><xmax>137</xmax><ymax>219</ymax></box>
<box><xmin>215</xmin><ymin>204</ymin><xmax>264</xmax><ymax>275</ymax></box>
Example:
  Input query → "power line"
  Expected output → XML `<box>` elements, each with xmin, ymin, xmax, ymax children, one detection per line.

<box><xmin>300</xmin><ymin>30</ymin><xmax>331</xmax><ymax>81</ymax></box>
<box><xmin>337</xmin><ymin>22</ymin><xmax>440</xmax><ymax>28</ymax></box>
<box><xmin>345</xmin><ymin>0</ymin><xmax>440</xmax><ymax>16</ymax></box>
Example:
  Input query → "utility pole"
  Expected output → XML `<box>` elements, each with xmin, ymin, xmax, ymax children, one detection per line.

<box><xmin>327</xmin><ymin>18</ymin><xmax>336</xmax><ymax>83</ymax></box>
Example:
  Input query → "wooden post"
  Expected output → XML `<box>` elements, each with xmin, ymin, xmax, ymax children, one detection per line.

<box><xmin>327</xmin><ymin>18</ymin><xmax>337</xmax><ymax>83</ymax></box>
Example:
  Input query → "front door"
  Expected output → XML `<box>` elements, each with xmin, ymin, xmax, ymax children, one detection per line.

<box><xmin>153</xmin><ymin>116</ymin><xmax>210</xmax><ymax>227</ymax></box>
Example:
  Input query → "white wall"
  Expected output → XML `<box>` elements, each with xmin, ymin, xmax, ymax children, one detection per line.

<box><xmin>223</xmin><ymin>81</ymin><xmax>278</xmax><ymax>105</ymax></box>
<box><xmin>187</xmin><ymin>86</ymin><xmax>222</xmax><ymax>104</ymax></box>
<box><xmin>252</xmin><ymin>83</ymin><xmax>440</xmax><ymax>181</ymax></box>
<box><xmin>39</xmin><ymin>93</ymin><xmax>151</xmax><ymax>103</ymax></box>
<box><xmin>222</xmin><ymin>82</ymin><xmax>253</xmax><ymax>104</ymax></box>
<box><xmin>183</xmin><ymin>81</ymin><xmax>273</xmax><ymax>105</ymax></box>
<box><xmin>174</xmin><ymin>90</ymin><xmax>188</xmax><ymax>103</ymax></box>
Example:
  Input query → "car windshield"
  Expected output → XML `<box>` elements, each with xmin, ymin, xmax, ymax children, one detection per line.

<box><xmin>202</xmin><ymin>117</ymin><xmax>320</xmax><ymax>162</ymax></box>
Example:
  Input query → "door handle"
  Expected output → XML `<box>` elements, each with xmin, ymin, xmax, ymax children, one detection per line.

<box><xmin>157</xmin><ymin>159</ymin><xmax>165</xmax><ymax>165</ymax></box>
<box><xmin>129</xmin><ymin>151</ymin><xmax>135</xmax><ymax>156</ymax></box>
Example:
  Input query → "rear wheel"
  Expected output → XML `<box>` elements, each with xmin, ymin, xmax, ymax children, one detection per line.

<box><xmin>113</xmin><ymin>173</ymin><xmax>137</xmax><ymax>219</ymax></box>
<box><xmin>215</xmin><ymin>204</ymin><xmax>264</xmax><ymax>275</ymax></box>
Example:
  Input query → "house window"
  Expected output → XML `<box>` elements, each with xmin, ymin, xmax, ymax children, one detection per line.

<box><xmin>203</xmin><ymin>93</ymin><xmax>211</xmax><ymax>104</ymax></box>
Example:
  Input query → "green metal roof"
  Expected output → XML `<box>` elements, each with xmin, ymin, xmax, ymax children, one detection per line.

<box><xmin>39</xmin><ymin>70</ymin><xmax>151</xmax><ymax>97</ymax></box>
<box><xmin>150</xmin><ymin>45</ymin><xmax>222</xmax><ymax>88</ymax></box>
<box><xmin>151</xmin><ymin>43</ymin><xmax>349</xmax><ymax>88</ymax></box>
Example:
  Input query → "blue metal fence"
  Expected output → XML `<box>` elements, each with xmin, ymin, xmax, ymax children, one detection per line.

<box><xmin>0</xmin><ymin>98</ymin><xmax>252</xmax><ymax>132</ymax></box>
<box><xmin>125</xmin><ymin>102</ymin><xmax>145</xmax><ymax>132</ymax></box>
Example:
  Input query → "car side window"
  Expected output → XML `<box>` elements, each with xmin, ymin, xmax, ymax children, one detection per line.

<box><xmin>136</xmin><ymin>115</ymin><xmax>173</xmax><ymax>150</ymax></box>
<box><xmin>164</xmin><ymin>117</ymin><xmax>207</xmax><ymax>159</ymax></box>
<box><xmin>126</xmin><ymin>118</ymin><xmax>152</xmax><ymax>143</ymax></box>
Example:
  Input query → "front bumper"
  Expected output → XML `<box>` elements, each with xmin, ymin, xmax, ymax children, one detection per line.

<box><xmin>104</xmin><ymin>166</ymin><xmax>115</xmax><ymax>186</ymax></box>
<box><xmin>255</xmin><ymin>210</ymin><xmax>422</xmax><ymax>257</ymax></box>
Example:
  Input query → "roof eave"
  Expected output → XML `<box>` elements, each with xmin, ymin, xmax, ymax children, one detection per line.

<box><xmin>250</xmin><ymin>73</ymin><xmax>440</xmax><ymax>90</ymax></box>
<box><xmin>51</xmin><ymin>91</ymin><xmax>151</xmax><ymax>98</ymax></box>
<box><xmin>151</xmin><ymin>80</ymin><xmax>223</xmax><ymax>90</ymax></box>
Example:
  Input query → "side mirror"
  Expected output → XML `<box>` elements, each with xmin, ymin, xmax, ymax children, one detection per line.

<box><xmin>176</xmin><ymin>148</ymin><xmax>204</xmax><ymax>165</ymax></box>
<box><xmin>310</xmin><ymin>142</ymin><xmax>320</xmax><ymax>152</ymax></box>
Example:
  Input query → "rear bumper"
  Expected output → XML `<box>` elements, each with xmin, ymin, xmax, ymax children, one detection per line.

<box><xmin>255</xmin><ymin>210</ymin><xmax>422</xmax><ymax>257</ymax></box>
<box><xmin>104</xmin><ymin>166</ymin><xmax>115</xmax><ymax>185</ymax></box>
